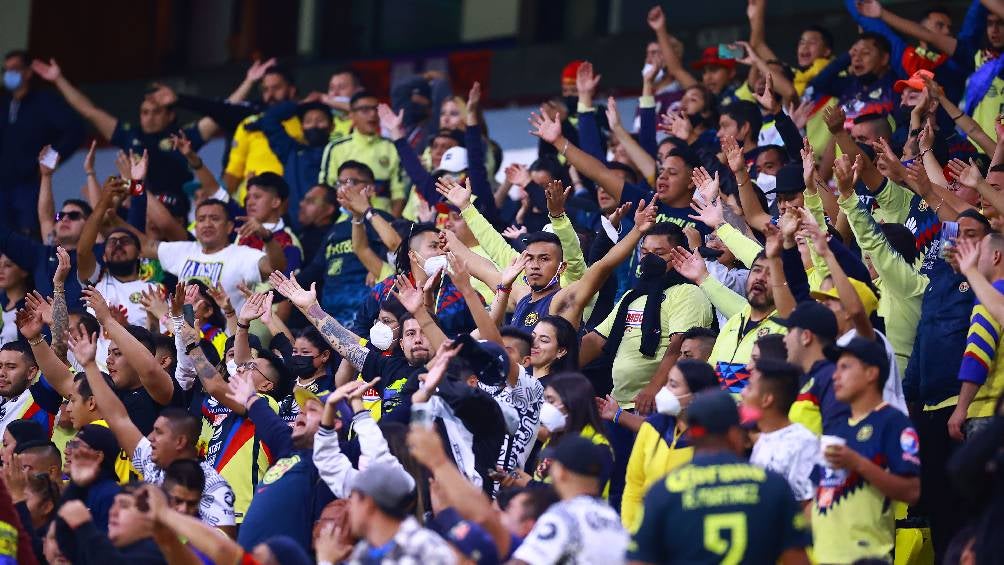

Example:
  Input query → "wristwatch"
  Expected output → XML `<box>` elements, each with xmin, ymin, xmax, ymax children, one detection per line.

<box><xmin>364</xmin><ymin>207</ymin><xmax>375</xmax><ymax>221</ymax></box>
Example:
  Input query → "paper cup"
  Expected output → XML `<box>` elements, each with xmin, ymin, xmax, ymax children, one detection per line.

<box><xmin>820</xmin><ymin>435</ymin><xmax>847</xmax><ymax>468</ymax></box>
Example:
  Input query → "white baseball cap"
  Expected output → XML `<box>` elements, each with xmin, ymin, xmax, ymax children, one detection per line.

<box><xmin>436</xmin><ymin>147</ymin><xmax>469</xmax><ymax>174</ymax></box>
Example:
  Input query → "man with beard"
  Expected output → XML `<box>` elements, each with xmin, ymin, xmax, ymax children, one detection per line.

<box><xmin>222</xmin><ymin>66</ymin><xmax>302</xmax><ymax>196</ymax></box>
<box><xmin>31</xmin><ymin>58</ymin><xmax>216</xmax><ymax>218</ymax></box>
<box><xmin>270</xmin><ymin>270</ymin><xmax>437</xmax><ymax>420</ymax></box>
<box><xmin>258</xmin><ymin>101</ymin><xmax>332</xmax><ymax>225</ymax></box>
<box><xmin>76</xmin><ymin>180</ymin><xmax>160</xmax><ymax>329</ymax></box>
<box><xmin>0</xmin><ymin>341</ymin><xmax>50</xmax><ymax>434</ymax></box>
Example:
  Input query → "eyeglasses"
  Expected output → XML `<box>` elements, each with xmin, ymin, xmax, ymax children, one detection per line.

<box><xmin>106</xmin><ymin>236</ymin><xmax>136</xmax><ymax>248</ymax></box>
<box><xmin>336</xmin><ymin>178</ymin><xmax>368</xmax><ymax>188</ymax></box>
<box><xmin>237</xmin><ymin>360</ymin><xmax>276</xmax><ymax>383</ymax></box>
<box><xmin>55</xmin><ymin>211</ymin><xmax>85</xmax><ymax>222</ymax></box>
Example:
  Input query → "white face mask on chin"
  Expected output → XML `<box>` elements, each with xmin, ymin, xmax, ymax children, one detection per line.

<box><xmin>423</xmin><ymin>254</ymin><xmax>449</xmax><ymax>278</ymax></box>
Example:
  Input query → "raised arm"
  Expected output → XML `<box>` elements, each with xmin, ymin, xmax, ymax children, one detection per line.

<box><xmin>448</xmin><ymin>253</ymin><xmax>503</xmax><ymax>345</ymax></box>
<box><xmin>171</xmin><ymin>130</ymin><xmax>220</xmax><ymax>196</ymax></box>
<box><xmin>31</xmin><ymin>59</ymin><xmax>117</xmax><ymax>140</ymax></box>
<box><xmin>37</xmin><ymin>146</ymin><xmax>58</xmax><ymax>243</ymax></box>
<box><xmin>530</xmin><ymin>109</ymin><xmax>627</xmax><ymax>201</ymax></box>
<box><xmin>16</xmin><ymin>302</ymin><xmax>74</xmax><ymax>397</ymax></box>
<box><xmin>82</xmin><ymin>288</ymin><xmax>177</xmax><ymax>405</ymax></box>
<box><xmin>958</xmin><ymin>238</ymin><xmax>1004</xmax><ymax>325</ymax></box>
<box><xmin>391</xmin><ymin>274</ymin><xmax>448</xmax><ymax>352</ymax></box>
<box><xmin>342</xmin><ymin>184</ymin><xmax>392</xmax><ymax>280</ymax></box>
<box><xmin>70</xmin><ymin>329</ymin><xmax>144</xmax><ymax>456</ymax></box>
<box><xmin>822</xmin><ymin>105</ymin><xmax>886</xmax><ymax>190</ymax></box>
<box><xmin>607</xmin><ymin>97</ymin><xmax>656</xmax><ymax>181</ymax></box>
<box><xmin>50</xmin><ymin>247</ymin><xmax>72</xmax><ymax>363</ymax></box>
<box><xmin>77</xmin><ymin>177</ymin><xmax>129</xmax><ymax>283</ymax></box>
<box><xmin>646</xmin><ymin>6</ymin><xmax>698</xmax><ymax>88</ymax></box>
<box><xmin>723</xmin><ymin>136</ymin><xmax>772</xmax><ymax>233</ymax></box>
<box><xmin>269</xmin><ymin>271</ymin><xmax>373</xmax><ymax>370</ymax></box>
<box><xmin>858</xmin><ymin>0</ymin><xmax>958</xmax><ymax>55</ymax></box>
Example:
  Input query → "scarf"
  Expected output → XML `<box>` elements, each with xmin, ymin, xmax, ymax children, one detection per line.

<box><xmin>964</xmin><ymin>51</ymin><xmax>1004</xmax><ymax>117</ymax></box>
<box><xmin>602</xmin><ymin>254</ymin><xmax>688</xmax><ymax>358</ymax></box>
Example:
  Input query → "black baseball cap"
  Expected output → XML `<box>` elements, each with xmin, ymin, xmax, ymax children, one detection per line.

<box><xmin>452</xmin><ymin>334</ymin><xmax>510</xmax><ymax>388</ymax></box>
<box><xmin>771</xmin><ymin>301</ymin><xmax>839</xmax><ymax>342</ymax></box>
<box><xmin>685</xmin><ymin>390</ymin><xmax>741</xmax><ymax>438</ymax></box>
<box><xmin>541</xmin><ymin>436</ymin><xmax>613</xmax><ymax>481</ymax></box>
<box><xmin>825</xmin><ymin>337</ymin><xmax>889</xmax><ymax>381</ymax></box>
<box><xmin>772</xmin><ymin>163</ymin><xmax>805</xmax><ymax>195</ymax></box>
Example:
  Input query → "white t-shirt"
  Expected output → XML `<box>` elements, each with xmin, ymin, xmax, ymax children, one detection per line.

<box><xmin>750</xmin><ymin>422</ymin><xmax>818</xmax><ymax>501</ymax></box>
<box><xmin>157</xmin><ymin>241</ymin><xmax>265</xmax><ymax>313</ymax></box>
<box><xmin>838</xmin><ymin>329</ymin><xmax>908</xmax><ymax>415</ymax></box>
<box><xmin>0</xmin><ymin>308</ymin><xmax>16</xmax><ymax>346</ymax></box>
<box><xmin>132</xmin><ymin>437</ymin><xmax>236</xmax><ymax>527</ymax></box>
<box><xmin>81</xmin><ymin>271</ymin><xmax>160</xmax><ymax>327</ymax></box>
<box><xmin>0</xmin><ymin>389</ymin><xmax>34</xmax><ymax>433</ymax></box>
<box><xmin>513</xmin><ymin>495</ymin><xmax>628</xmax><ymax>565</ymax></box>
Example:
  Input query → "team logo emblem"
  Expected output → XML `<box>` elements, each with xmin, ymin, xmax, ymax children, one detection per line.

<box><xmin>960</xmin><ymin>282</ymin><xmax>970</xmax><ymax>293</ymax></box>
<box><xmin>159</xmin><ymin>137</ymin><xmax>174</xmax><ymax>152</ymax></box>
<box><xmin>900</xmin><ymin>428</ymin><xmax>920</xmax><ymax>455</ymax></box>
<box><xmin>524</xmin><ymin>312</ymin><xmax>539</xmax><ymax>327</ymax></box>
<box><xmin>379</xmin><ymin>156</ymin><xmax>390</xmax><ymax>167</ymax></box>
<box><xmin>918</xmin><ymin>200</ymin><xmax>929</xmax><ymax>212</ymax></box>
<box><xmin>130</xmin><ymin>291</ymin><xmax>143</xmax><ymax>304</ymax></box>
<box><xmin>856</xmin><ymin>424</ymin><xmax>873</xmax><ymax>442</ymax></box>
<box><xmin>757</xmin><ymin>327</ymin><xmax>770</xmax><ymax>337</ymax></box>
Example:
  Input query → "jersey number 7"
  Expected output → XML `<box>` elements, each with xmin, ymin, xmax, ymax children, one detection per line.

<box><xmin>703</xmin><ymin>512</ymin><xmax>748</xmax><ymax>565</ymax></box>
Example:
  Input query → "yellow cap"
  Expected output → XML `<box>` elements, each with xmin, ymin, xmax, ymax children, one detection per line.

<box><xmin>810</xmin><ymin>278</ymin><xmax>879</xmax><ymax>317</ymax></box>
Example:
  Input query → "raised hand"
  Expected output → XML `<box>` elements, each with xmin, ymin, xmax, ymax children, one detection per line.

<box><xmin>170</xmin><ymin>130</ymin><xmax>194</xmax><ymax>157</ymax></box>
<box><xmin>25</xmin><ymin>291</ymin><xmax>54</xmax><ymax>326</ymax></box>
<box><xmin>38</xmin><ymin>145</ymin><xmax>59</xmax><ymax>176</ymax></box>
<box><xmin>14</xmin><ymin>306</ymin><xmax>44</xmax><ymax>340</ymax></box>
<box><xmin>269</xmin><ymin>271</ymin><xmax>318</xmax><ymax>310</ymax></box>
<box><xmin>668</xmin><ymin>246</ymin><xmax>709</xmax><ymax>283</ymax></box>
<box><xmin>947</xmin><ymin>158</ymin><xmax>984</xmax><ymax>190</ymax></box>
<box><xmin>544</xmin><ymin>180</ymin><xmax>571</xmax><ymax>217</ymax></box>
<box><xmin>832</xmin><ymin>155</ymin><xmax>856</xmax><ymax>198</ymax></box>
<box><xmin>529</xmin><ymin>109</ymin><xmax>563</xmax><ymax>145</ymax></box>
<box><xmin>762</xmin><ymin>222</ymin><xmax>785</xmax><ymax>258</ymax></box>
<box><xmin>446</xmin><ymin>253</ymin><xmax>471</xmax><ymax>289</ymax></box>
<box><xmin>225</xmin><ymin>370</ymin><xmax>259</xmax><ymax>408</ymax></box>
<box><xmin>246</xmin><ymin>58</ymin><xmax>277</xmax><ymax>82</ymax></box>
<box><xmin>689</xmin><ymin>195</ymin><xmax>725</xmax><ymax>229</ymax></box>
<box><xmin>83</xmin><ymin>139</ymin><xmax>97</xmax><ymax>175</ymax></box>
<box><xmin>918</xmin><ymin>121</ymin><xmax>935</xmax><ymax>153</ymax></box>
<box><xmin>81</xmin><ymin>288</ymin><xmax>112</xmax><ymax>324</ymax></box>
<box><xmin>646</xmin><ymin>5</ymin><xmax>666</xmax><ymax>31</ymax></box>
<box><xmin>68</xmin><ymin>330</ymin><xmax>99</xmax><ymax>367</ymax></box>
<box><xmin>139</xmin><ymin>287</ymin><xmax>169</xmax><ymax>321</ymax></box>
<box><xmin>391</xmin><ymin>275</ymin><xmax>425</xmax><ymax>315</ymax></box>
<box><xmin>340</xmin><ymin>184</ymin><xmax>371</xmax><ymax>215</ymax></box>
<box><xmin>692</xmin><ymin>167</ymin><xmax>721</xmax><ymax>204</ymax></box>
<box><xmin>500</xmin><ymin>252</ymin><xmax>532</xmax><ymax>286</ymax></box>
<box><xmin>659</xmin><ymin>111</ymin><xmax>693</xmax><ymax>140</ymax></box>
<box><xmin>207</xmin><ymin>282</ymin><xmax>234</xmax><ymax>317</ymax></box>
<box><xmin>721</xmin><ymin>135</ymin><xmax>746</xmax><ymax>173</ymax></box>
<box><xmin>796</xmin><ymin>209</ymin><xmax>829</xmax><ymax>256</ymax></box>
<box><xmin>605</xmin><ymin>96</ymin><xmax>622</xmax><ymax>130</ymax></box>
<box><xmin>505</xmin><ymin>163</ymin><xmax>531</xmax><ymax>187</ymax></box>
<box><xmin>467</xmin><ymin>81</ymin><xmax>482</xmax><ymax>115</ymax></box>
<box><xmin>634</xmin><ymin>199</ymin><xmax>658</xmax><ymax>233</ymax></box>
<box><xmin>502</xmin><ymin>225</ymin><xmax>527</xmax><ymax>240</ymax></box>
<box><xmin>607</xmin><ymin>202</ymin><xmax>632</xmax><ymax>230</ymax></box>
<box><xmin>800</xmin><ymin>137</ymin><xmax>816</xmax><ymax>188</ymax></box>
<box><xmin>67</xmin><ymin>444</ymin><xmax>102</xmax><ymax>487</ymax></box>
<box><xmin>904</xmin><ymin>159</ymin><xmax>934</xmax><ymax>195</ymax></box>
<box><xmin>30</xmin><ymin>58</ymin><xmax>61</xmax><ymax>82</ymax></box>
<box><xmin>788</xmin><ymin>99</ymin><xmax>814</xmax><ymax>131</ymax></box>
<box><xmin>856</xmin><ymin>0</ymin><xmax>882</xmax><ymax>18</ymax></box>
<box><xmin>576</xmin><ymin>61</ymin><xmax>602</xmax><ymax>98</ymax></box>
<box><xmin>435</xmin><ymin>176</ymin><xmax>472</xmax><ymax>211</ymax></box>
<box><xmin>169</xmin><ymin>281</ymin><xmax>186</xmax><ymax>318</ymax></box>
<box><xmin>823</xmin><ymin>105</ymin><xmax>847</xmax><ymax>134</ymax></box>
<box><xmin>873</xmin><ymin>137</ymin><xmax>908</xmax><ymax>183</ymax></box>
<box><xmin>58</xmin><ymin>500</ymin><xmax>93</xmax><ymax>529</ymax></box>
<box><xmin>955</xmin><ymin>237</ymin><xmax>981</xmax><ymax>275</ymax></box>
<box><xmin>147</xmin><ymin>83</ymin><xmax>178</xmax><ymax>108</ymax></box>
<box><xmin>238</xmin><ymin>291</ymin><xmax>271</xmax><ymax>325</ymax></box>
<box><xmin>755</xmin><ymin>72</ymin><xmax>780</xmax><ymax>114</ymax></box>
<box><xmin>377</xmin><ymin>103</ymin><xmax>405</xmax><ymax>139</ymax></box>
<box><xmin>54</xmin><ymin>246</ymin><xmax>72</xmax><ymax>285</ymax></box>
<box><xmin>778</xmin><ymin>208</ymin><xmax>803</xmax><ymax>241</ymax></box>
<box><xmin>128</xmin><ymin>149</ymin><xmax>149</xmax><ymax>181</ymax></box>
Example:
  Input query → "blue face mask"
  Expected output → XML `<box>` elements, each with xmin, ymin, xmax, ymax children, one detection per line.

<box><xmin>3</xmin><ymin>70</ymin><xmax>22</xmax><ymax>91</ymax></box>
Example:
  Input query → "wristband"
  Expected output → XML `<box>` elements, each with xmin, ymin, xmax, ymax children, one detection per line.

<box><xmin>184</xmin><ymin>341</ymin><xmax>200</xmax><ymax>355</ymax></box>
<box><xmin>614</xmin><ymin>408</ymin><xmax>623</xmax><ymax>424</ymax></box>
<box><xmin>364</xmin><ymin>207</ymin><xmax>375</xmax><ymax>221</ymax></box>
<box><xmin>351</xmin><ymin>217</ymin><xmax>364</xmax><ymax>225</ymax></box>
<box><xmin>128</xmin><ymin>180</ymin><xmax>144</xmax><ymax>196</ymax></box>
<box><xmin>223</xmin><ymin>308</ymin><xmax>236</xmax><ymax>317</ymax></box>
<box><xmin>548</xmin><ymin>212</ymin><xmax>566</xmax><ymax>219</ymax></box>
<box><xmin>496</xmin><ymin>284</ymin><xmax>512</xmax><ymax>294</ymax></box>
<box><xmin>236</xmin><ymin>320</ymin><xmax>250</xmax><ymax>329</ymax></box>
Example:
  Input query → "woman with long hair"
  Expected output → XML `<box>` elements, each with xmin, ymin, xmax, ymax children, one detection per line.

<box><xmin>529</xmin><ymin>315</ymin><xmax>579</xmax><ymax>388</ymax></box>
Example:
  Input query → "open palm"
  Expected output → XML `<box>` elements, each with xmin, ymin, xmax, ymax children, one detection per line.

<box><xmin>269</xmin><ymin>272</ymin><xmax>317</xmax><ymax>309</ymax></box>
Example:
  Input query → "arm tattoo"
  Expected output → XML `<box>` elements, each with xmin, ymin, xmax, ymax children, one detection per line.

<box><xmin>306</xmin><ymin>303</ymin><xmax>370</xmax><ymax>370</ymax></box>
<box><xmin>189</xmin><ymin>345</ymin><xmax>222</xmax><ymax>382</ymax></box>
<box><xmin>51</xmin><ymin>290</ymin><xmax>69</xmax><ymax>363</ymax></box>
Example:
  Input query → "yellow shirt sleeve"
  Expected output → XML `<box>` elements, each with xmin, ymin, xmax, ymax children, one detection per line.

<box><xmin>698</xmin><ymin>275</ymin><xmax>748</xmax><ymax>320</ymax></box>
<box><xmin>225</xmin><ymin>119</ymin><xmax>252</xmax><ymax>178</ymax></box>
<box><xmin>551</xmin><ymin>213</ymin><xmax>585</xmax><ymax>284</ymax></box>
<box><xmin>621</xmin><ymin>423</ymin><xmax>656</xmax><ymax>531</ymax></box>
<box><xmin>461</xmin><ymin>205</ymin><xmax>518</xmax><ymax>270</ymax></box>
<box><xmin>716</xmin><ymin>223</ymin><xmax>763</xmax><ymax>269</ymax></box>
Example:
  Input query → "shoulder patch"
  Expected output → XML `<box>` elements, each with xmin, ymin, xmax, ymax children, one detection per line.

<box><xmin>900</xmin><ymin>427</ymin><xmax>919</xmax><ymax>455</ymax></box>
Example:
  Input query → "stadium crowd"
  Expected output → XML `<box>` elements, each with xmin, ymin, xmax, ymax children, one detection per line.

<box><xmin>2</xmin><ymin>0</ymin><xmax>1004</xmax><ymax>563</ymax></box>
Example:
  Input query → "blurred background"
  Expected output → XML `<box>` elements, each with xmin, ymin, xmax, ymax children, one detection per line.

<box><xmin>1</xmin><ymin>0</ymin><xmax>964</xmax><ymax>202</ymax></box>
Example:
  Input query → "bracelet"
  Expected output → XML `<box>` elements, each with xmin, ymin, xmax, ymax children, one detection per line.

<box><xmin>351</xmin><ymin>217</ymin><xmax>364</xmax><ymax>225</ymax></box>
<box><xmin>951</xmin><ymin>110</ymin><xmax>964</xmax><ymax>120</ymax></box>
<box><xmin>223</xmin><ymin>308</ymin><xmax>236</xmax><ymax>317</ymax></box>
<box><xmin>496</xmin><ymin>284</ymin><xmax>512</xmax><ymax>294</ymax></box>
<box><xmin>236</xmin><ymin>320</ymin><xmax>250</xmax><ymax>329</ymax></box>
<box><xmin>27</xmin><ymin>336</ymin><xmax>45</xmax><ymax>346</ymax></box>
<box><xmin>85</xmin><ymin>171</ymin><xmax>96</xmax><ymax>177</ymax></box>
<box><xmin>560</xmin><ymin>139</ymin><xmax>569</xmax><ymax>156</ymax></box>
<box><xmin>934</xmin><ymin>197</ymin><xmax>945</xmax><ymax>213</ymax></box>
<box><xmin>548</xmin><ymin>212</ymin><xmax>566</xmax><ymax>219</ymax></box>
<box><xmin>614</xmin><ymin>408</ymin><xmax>623</xmax><ymax>424</ymax></box>
<box><xmin>918</xmin><ymin>147</ymin><xmax>932</xmax><ymax>159</ymax></box>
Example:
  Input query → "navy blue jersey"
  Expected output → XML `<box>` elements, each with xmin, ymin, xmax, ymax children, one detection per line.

<box><xmin>629</xmin><ymin>452</ymin><xmax>810</xmax><ymax>564</ymax></box>
<box><xmin>512</xmin><ymin>290</ymin><xmax>558</xmax><ymax>329</ymax></box>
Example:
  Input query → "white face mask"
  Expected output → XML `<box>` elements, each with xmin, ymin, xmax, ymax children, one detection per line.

<box><xmin>755</xmin><ymin>172</ymin><xmax>777</xmax><ymax>194</ymax></box>
<box><xmin>369</xmin><ymin>321</ymin><xmax>395</xmax><ymax>351</ymax></box>
<box><xmin>655</xmin><ymin>388</ymin><xmax>683</xmax><ymax>416</ymax></box>
<box><xmin>423</xmin><ymin>254</ymin><xmax>449</xmax><ymax>278</ymax></box>
<box><xmin>641</xmin><ymin>63</ymin><xmax>666</xmax><ymax>84</ymax></box>
<box><xmin>226</xmin><ymin>359</ymin><xmax>238</xmax><ymax>377</ymax></box>
<box><xmin>539</xmin><ymin>402</ymin><xmax>567</xmax><ymax>432</ymax></box>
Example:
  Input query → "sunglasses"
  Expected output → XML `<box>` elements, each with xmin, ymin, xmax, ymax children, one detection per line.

<box><xmin>106</xmin><ymin>236</ymin><xmax>136</xmax><ymax>248</ymax></box>
<box><xmin>55</xmin><ymin>211</ymin><xmax>86</xmax><ymax>222</ymax></box>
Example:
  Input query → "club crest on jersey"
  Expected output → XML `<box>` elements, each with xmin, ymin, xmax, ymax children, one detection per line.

<box><xmin>856</xmin><ymin>424</ymin><xmax>873</xmax><ymax>442</ymax></box>
<box><xmin>960</xmin><ymin>282</ymin><xmax>970</xmax><ymax>293</ymax></box>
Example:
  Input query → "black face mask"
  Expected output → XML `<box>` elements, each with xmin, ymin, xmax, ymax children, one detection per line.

<box><xmin>563</xmin><ymin>95</ymin><xmax>579</xmax><ymax>116</ymax></box>
<box><xmin>106</xmin><ymin>259</ymin><xmax>138</xmax><ymax>278</ymax></box>
<box><xmin>639</xmin><ymin>253</ymin><xmax>669</xmax><ymax>281</ymax></box>
<box><xmin>402</xmin><ymin>101</ymin><xmax>430</xmax><ymax>125</ymax></box>
<box><xmin>303</xmin><ymin>128</ymin><xmax>330</xmax><ymax>147</ymax></box>
<box><xmin>289</xmin><ymin>355</ymin><xmax>316</xmax><ymax>378</ymax></box>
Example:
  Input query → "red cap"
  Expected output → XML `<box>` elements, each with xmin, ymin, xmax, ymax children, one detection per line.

<box><xmin>893</xmin><ymin>69</ymin><xmax>935</xmax><ymax>93</ymax></box>
<box><xmin>691</xmin><ymin>46</ymin><xmax>736</xmax><ymax>71</ymax></box>
<box><xmin>561</xmin><ymin>60</ymin><xmax>584</xmax><ymax>83</ymax></box>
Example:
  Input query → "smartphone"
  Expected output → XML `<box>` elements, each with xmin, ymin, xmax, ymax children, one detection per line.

<box><xmin>182</xmin><ymin>304</ymin><xmax>195</xmax><ymax>327</ymax></box>
<box><xmin>938</xmin><ymin>221</ymin><xmax>959</xmax><ymax>259</ymax></box>
<box><xmin>39</xmin><ymin>147</ymin><xmax>59</xmax><ymax>169</ymax></box>
<box><xmin>718</xmin><ymin>43</ymin><xmax>744</xmax><ymax>60</ymax></box>
<box><xmin>410</xmin><ymin>402</ymin><xmax>434</xmax><ymax>429</ymax></box>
